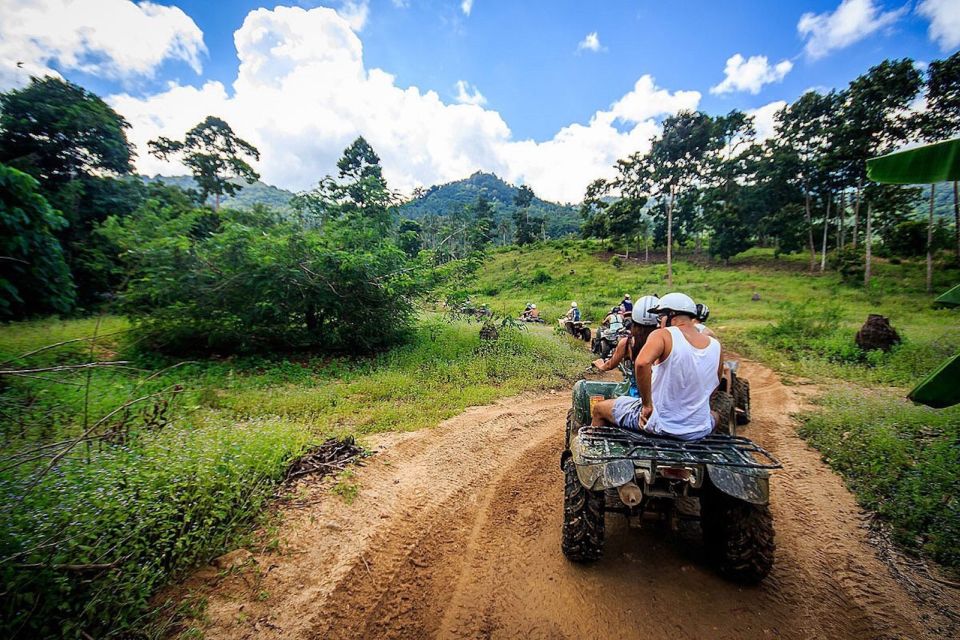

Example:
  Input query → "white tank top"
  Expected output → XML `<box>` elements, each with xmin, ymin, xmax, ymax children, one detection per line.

<box><xmin>646</xmin><ymin>326</ymin><xmax>720</xmax><ymax>440</ymax></box>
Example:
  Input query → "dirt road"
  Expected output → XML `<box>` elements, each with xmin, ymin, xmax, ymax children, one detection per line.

<box><xmin>180</xmin><ymin>360</ymin><xmax>960</xmax><ymax>639</ymax></box>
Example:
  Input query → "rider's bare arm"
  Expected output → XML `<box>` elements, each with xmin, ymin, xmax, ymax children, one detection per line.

<box><xmin>635</xmin><ymin>328</ymin><xmax>669</xmax><ymax>409</ymax></box>
<box><xmin>593</xmin><ymin>336</ymin><xmax>628</xmax><ymax>371</ymax></box>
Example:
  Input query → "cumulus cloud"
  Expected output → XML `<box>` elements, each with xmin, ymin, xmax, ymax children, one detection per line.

<box><xmin>710</xmin><ymin>54</ymin><xmax>793</xmax><ymax>95</ymax></box>
<box><xmin>745</xmin><ymin>100</ymin><xmax>786</xmax><ymax>141</ymax></box>
<box><xmin>109</xmin><ymin>6</ymin><xmax>699</xmax><ymax>203</ymax></box>
<box><xmin>454</xmin><ymin>80</ymin><xmax>487</xmax><ymax>106</ymax></box>
<box><xmin>798</xmin><ymin>0</ymin><xmax>905</xmax><ymax>60</ymax></box>
<box><xmin>0</xmin><ymin>0</ymin><xmax>205</xmax><ymax>89</ymax></box>
<box><xmin>461</xmin><ymin>0</ymin><xmax>473</xmax><ymax>17</ymax></box>
<box><xmin>577</xmin><ymin>32</ymin><xmax>603</xmax><ymax>53</ymax></box>
<box><xmin>337</xmin><ymin>0</ymin><xmax>369</xmax><ymax>31</ymax></box>
<box><xmin>918</xmin><ymin>0</ymin><xmax>960</xmax><ymax>51</ymax></box>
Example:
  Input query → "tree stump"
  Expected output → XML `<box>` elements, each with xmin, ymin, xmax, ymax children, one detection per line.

<box><xmin>855</xmin><ymin>314</ymin><xmax>901</xmax><ymax>352</ymax></box>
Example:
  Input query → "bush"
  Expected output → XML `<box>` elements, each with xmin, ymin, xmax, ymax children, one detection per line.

<box><xmin>530</xmin><ymin>268</ymin><xmax>552</xmax><ymax>284</ymax></box>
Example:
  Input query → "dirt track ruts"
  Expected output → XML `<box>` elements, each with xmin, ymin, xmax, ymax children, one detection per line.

<box><xmin>175</xmin><ymin>359</ymin><xmax>960</xmax><ymax>639</ymax></box>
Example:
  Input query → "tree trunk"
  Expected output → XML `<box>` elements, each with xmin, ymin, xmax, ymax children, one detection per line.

<box><xmin>667</xmin><ymin>187</ymin><xmax>675</xmax><ymax>287</ymax></box>
<box><xmin>928</xmin><ymin>183</ymin><xmax>936</xmax><ymax>294</ymax></box>
<box><xmin>864</xmin><ymin>202</ymin><xmax>873</xmax><ymax>286</ymax></box>
<box><xmin>852</xmin><ymin>179</ymin><xmax>862</xmax><ymax>249</ymax></box>
<box><xmin>954</xmin><ymin>180</ymin><xmax>959</xmax><ymax>260</ymax></box>
<box><xmin>214</xmin><ymin>192</ymin><xmax>221</xmax><ymax>212</ymax></box>
<box><xmin>820</xmin><ymin>195</ymin><xmax>831</xmax><ymax>272</ymax></box>
<box><xmin>804</xmin><ymin>191</ymin><xmax>816</xmax><ymax>272</ymax></box>
<box><xmin>838</xmin><ymin>190</ymin><xmax>846</xmax><ymax>248</ymax></box>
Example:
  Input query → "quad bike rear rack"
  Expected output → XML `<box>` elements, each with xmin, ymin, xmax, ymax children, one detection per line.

<box><xmin>575</xmin><ymin>426</ymin><xmax>782</xmax><ymax>470</ymax></box>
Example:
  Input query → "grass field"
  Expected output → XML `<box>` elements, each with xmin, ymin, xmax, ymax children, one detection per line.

<box><xmin>467</xmin><ymin>240</ymin><xmax>960</xmax><ymax>571</ymax></box>
<box><xmin>0</xmin><ymin>315</ymin><xmax>584</xmax><ymax>637</ymax></box>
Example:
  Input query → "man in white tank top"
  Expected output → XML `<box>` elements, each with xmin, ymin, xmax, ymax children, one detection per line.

<box><xmin>591</xmin><ymin>293</ymin><xmax>722</xmax><ymax>441</ymax></box>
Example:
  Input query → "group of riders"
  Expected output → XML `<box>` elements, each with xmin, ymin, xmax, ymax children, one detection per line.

<box><xmin>524</xmin><ymin>293</ymin><xmax>723</xmax><ymax>442</ymax></box>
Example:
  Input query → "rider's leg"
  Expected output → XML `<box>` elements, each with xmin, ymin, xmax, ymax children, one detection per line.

<box><xmin>591</xmin><ymin>398</ymin><xmax>618</xmax><ymax>426</ymax></box>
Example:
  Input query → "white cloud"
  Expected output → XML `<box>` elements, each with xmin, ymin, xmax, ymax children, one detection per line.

<box><xmin>391</xmin><ymin>0</ymin><xmax>409</xmax><ymax>7</ymax></box>
<box><xmin>745</xmin><ymin>100</ymin><xmax>786</xmax><ymax>141</ymax></box>
<box><xmin>0</xmin><ymin>0</ymin><xmax>205</xmax><ymax>89</ymax></box>
<box><xmin>710</xmin><ymin>53</ymin><xmax>793</xmax><ymax>95</ymax></box>
<box><xmin>577</xmin><ymin>32</ymin><xmax>603</xmax><ymax>53</ymax></box>
<box><xmin>797</xmin><ymin>0</ymin><xmax>905</xmax><ymax>60</ymax></box>
<box><xmin>460</xmin><ymin>0</ymin><xmax>473</xmax><ymax>17</ymax></box>
<box><xmin>918</xmin><ymin>0</ymin><xmax>960</xmax><ymax>51</ymax></box>
<box><xmin>109</xmin><ymin>6</ymin><xmax>700</xmax><ymax>204</ymax></box>
<box><xmin>337</xmin><ymin>0</ymin><xmax>369</xmax><ymax>31</ymax></box>
<box><xmin>454</xmin><ymin>80</ymin><xmax>487</xmax><ymax>106</ymax></box>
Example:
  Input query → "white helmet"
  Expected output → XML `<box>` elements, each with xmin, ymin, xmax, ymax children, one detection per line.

<box><xmin>530</xmin><ymin>304</ymin><xmax>536</xmax><ymax>309</ymax></box>
<box><xmin>570</xmin><ymin>301</ymin><xmax>578</xmax><ymax>308</ymax></box>
<box><xmin>624</xmin><ymin>294</ymin><xmax>631</xmax><ymax>299</ymax></box>
<box><xmin>631</xmin><ymin>295</ymin><xmax>660</xmax><ymax>326</ymax></box>
<box><xmin>649</xmin><ymin>292</ymin><xmax>697</xmax><ymax>317</ymax></box>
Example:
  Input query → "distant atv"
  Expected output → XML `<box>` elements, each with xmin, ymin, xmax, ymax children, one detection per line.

<box><xmin>560</xmin><ymin>379</ymin><xmax>779</xmax><ymax>583</ymax></box>
<box><xmin>558</xmin><ymin>317</ymin><xmax>592</xmax><ymax>342</ymax></box>
<box><xmin>592</xmin><ymin>320</ymin><xmax>627</xmax><ymax>359</ymax></box>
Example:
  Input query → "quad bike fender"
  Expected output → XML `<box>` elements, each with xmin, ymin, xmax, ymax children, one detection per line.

<box><xmin>706</xmin><ymin>465</ymin><xmax>770</xmax><ymax>505</ymax></box>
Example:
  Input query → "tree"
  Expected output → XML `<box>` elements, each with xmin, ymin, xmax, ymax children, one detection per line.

<box><xmin>149</xmin><ymin>116</ymin><xmax>260</xmax><ymax>210</ymax></box>
<box><xmin>702</xmin><ymin>111</ymin><xmax>757</xmax><ymax>262</ymax></box>
<box><xmin>0</xmin><ymin>164</ymin><xmax>75</xmax><ymax>317</ymax></box>
<box><xmin>513</xmin><ymin>184</ymin><xmax>540</xmax><ymax>245</ymax></box>
<box><xmin>469</xmin><ymin>195</ymin><xmax>496</xmax><ymax>251</ymax></box>
<box><xmin>397</xmin><ymin>218</ymin><xmax>423</xmax><ymax>257</ymax></box>
<box><xmin>775</xmin><ymin>91</ymin><xmax>836</xmax><ymax>271</ymax></box>
<box><xmin>838</xmin><ymin>59</ymin><xmax>922</xmax><ymax>284</ymax></box>
<box><xmin>0</xmin><ymin>77</ymin><xmax>134</xmax><ymax>187</ymax></box>
<box><xmin>921</xmin><ymin>52</ymin><xmax>960</xmax><ymax>258</ymax></box>
<box><xmin>649</xmin><ymin>110</ymin><xmax>715</xmax><ymax>285</ymax></box>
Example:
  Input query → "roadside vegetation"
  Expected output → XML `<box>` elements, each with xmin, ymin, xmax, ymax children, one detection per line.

<box><xmin>0</xmin><ymin>316</ymin><xmax>583</xmax><ymax>637</ymax></box>
<box><xmin>467</xmin><ymin>240</ymin><xmax>959</xmax><ymax>573</ymax></box>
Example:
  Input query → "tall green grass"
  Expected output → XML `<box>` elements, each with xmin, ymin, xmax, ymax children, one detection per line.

<box><xmin>0</xmin><ymin>316</ymin><xmax>584</xmax><ymax>637</ymax></box>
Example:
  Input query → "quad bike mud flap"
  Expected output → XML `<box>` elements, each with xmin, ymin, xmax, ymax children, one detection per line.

<box><xmin>705</xmin><ymin>465</ymin><xmax>769</xmax><ymax>505</ymax></box>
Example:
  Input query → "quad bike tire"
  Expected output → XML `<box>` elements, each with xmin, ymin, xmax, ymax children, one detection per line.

<box><xmin>710</xmin><ymin>390</ymin><xmax>737</xmax><ymax>435</ymax></box>
<box><xmin>734</xmin><ymin>377</ymin><xmax>751</xmax><ymax>425</ymax></box>
<box><xmin>561</xmin><ymin>457</ymin><xmax>605</xmax><ymax>562</ymax></box>
<box><xmin>701</xmin><ymin>485</ymin><xmax>775</xmax><ymax>583</ymax></box>
<box><xmin>580</xmin><ymin>327</ymin><xmax>592</xmax><ymax>342</ymax></box>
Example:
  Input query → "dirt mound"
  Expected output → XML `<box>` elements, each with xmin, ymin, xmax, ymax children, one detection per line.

<box><xmin>170</xmin><ymin>362</ymin><xmax>960</xmax><ymax>639</ymax></box>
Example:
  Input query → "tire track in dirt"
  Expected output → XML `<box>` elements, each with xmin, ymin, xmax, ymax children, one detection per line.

<box><xmin>172</xmin><ymin>360</ymin><xmax>960</xmax><ymax>639</ymax></box>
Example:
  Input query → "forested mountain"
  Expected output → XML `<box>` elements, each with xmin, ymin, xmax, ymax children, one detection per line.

<box><xmin>141</xmin><ymin>175</ymin><xmax>295</xmax><ymax>211</ymax></box>
<box><xmin>400</xmin><ymin>171</ymin><xmax>580</xmax><ymax>238</ymax></box>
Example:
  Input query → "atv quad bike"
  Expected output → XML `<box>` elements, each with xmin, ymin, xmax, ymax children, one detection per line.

<box><xmin>560</xmin><ymin>380</ymin><xmax>780</xmax><ymax>583</ymax></box>
<box><xmin>592</xmin><ymin>320</ymin><xmax>627</xmax><ymax>359</ymax></box>
<box><xmin>558</xmin><ymin>317</ymin><xmax>592</xmax><ymax>342</ymax></box>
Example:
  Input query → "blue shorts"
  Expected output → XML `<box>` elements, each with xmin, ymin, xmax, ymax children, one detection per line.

<box><xmin>612</xmin><ymin>396</ymin><xmax>643</xmax><ymax>431</ymax></box>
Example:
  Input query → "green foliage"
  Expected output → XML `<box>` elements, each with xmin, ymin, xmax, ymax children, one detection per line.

<box><xmin>0</xmin><ymin>314</ymin><xmax>584</xmax><ymax>637</ymax></box>
<box><xmin>799</xmin><ymin>391</ymin><xmax>960</xmax><ymax>569</ymax></box>
<box><xmin>401</xmin><ymin>171</ymin><xmax>579</xmax><ymax>239</ymax></box>
<box><xmin>149</xmin><ymin>116</ymin><xmax>260</xmax><ymax>209</ymax></box>
<box><xmin>0</xmin><ymin>164</ymin><xmax>75</xmax><ymax>317</ymax></box>
<box><xmin>0</xmin><ymin>76</ymin><xmax>133</xmax><ymax>186</ymax></box>
<box><xmin>831</xmin><ymin>245</ymin><xmax>865</xmax><ymax>284</ymax></box>
<box><xmin>105</xmin><ymin>138</ymin><xmax>416</xmax><ymax>355</ymax></box>
<box><xmin>142</xmin><ymin>174</ymin><xmax>293</xmax><ymax>213</ymax></box>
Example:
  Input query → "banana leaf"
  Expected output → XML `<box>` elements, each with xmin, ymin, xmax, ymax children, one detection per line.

<box><xmin>908</xmin><ymin>352</ymin><xmax>960</xmax><ymax>409</ymax></box>
<box><xmin>934</xmin><ymin>283</ymin><xmax>960</xmax><ymax>308</ymax></box>
<box><xmin>866</xmin><ymin>138</ymin><xmax>960</xmax><ymax>184</ymax></box>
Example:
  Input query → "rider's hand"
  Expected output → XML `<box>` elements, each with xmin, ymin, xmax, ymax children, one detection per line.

<box><xmin>640</xmin><ymin>403</ymin><xmax>653</xmax><ymax>427</ymax></box>
<box><xmin>592</xmin><ymin>358</ymin><xmax>604</xmax><ymax>370</ymax></box>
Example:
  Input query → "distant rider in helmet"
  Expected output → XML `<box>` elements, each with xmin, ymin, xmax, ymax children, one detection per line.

<box><xmin>527</xmin><ymin>303</ymin><xmax>539</xmax><ymax>320</ymax></box>
<box><xmin>591</xmin><ymin>295</ymin><xmax>660</xmax><ymax>399</ymax></box>
<box><xmin>693</xmin><ymin>302</ymin><xmax>716</xmax><ymax>338</ymax></box>
<box><xmin>592</xmin><ymin>292</ymin><xmax>722</xmax><ymax>441</ymax></box>
<box><xmin>601</xmin><ymin>306</ymin><xmax>622</xmax><ymax>328</ymax></box>
<box><xmin>566</xmin><ymin>301</ymin><xmax>580</xmax><ymax>322</ymax></box>
<box><xmin>620</xmin><ymin>294</ymin><xmax>633</xmax><ymax>314</ymax></box>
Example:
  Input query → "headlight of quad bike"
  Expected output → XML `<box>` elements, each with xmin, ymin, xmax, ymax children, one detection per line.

<box><xmin>574</xmin><ymin>459</ymin><xmax>635</xmax><ymax>491</ymax></box>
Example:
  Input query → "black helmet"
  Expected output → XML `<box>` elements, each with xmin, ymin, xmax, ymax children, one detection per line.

<box><xmin>695</xmin><ymin>303</ymin><xmax>710</xmax><ymax>323</ymax></box>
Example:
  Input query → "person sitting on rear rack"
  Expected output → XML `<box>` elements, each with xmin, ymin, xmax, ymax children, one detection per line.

<box><xmin>591</xmin><ymin>295</ymin><xmax>660</xmax><ymax>399</ymax></box>
<box><xmin>591</xmin><ymin>292</ymin><xmax>722</xmax><ymax>441</ymax></box>
<box><xmin>693</xmin><ymin>302</ymin><xmax>716</xmax><ymax>338</ymax></box>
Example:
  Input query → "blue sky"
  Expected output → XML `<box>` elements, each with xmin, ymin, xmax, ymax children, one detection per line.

<box><xmin>2</xmin><ymin>0</ymin><xmax>957</xmax><ymax>202</ymax></box>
